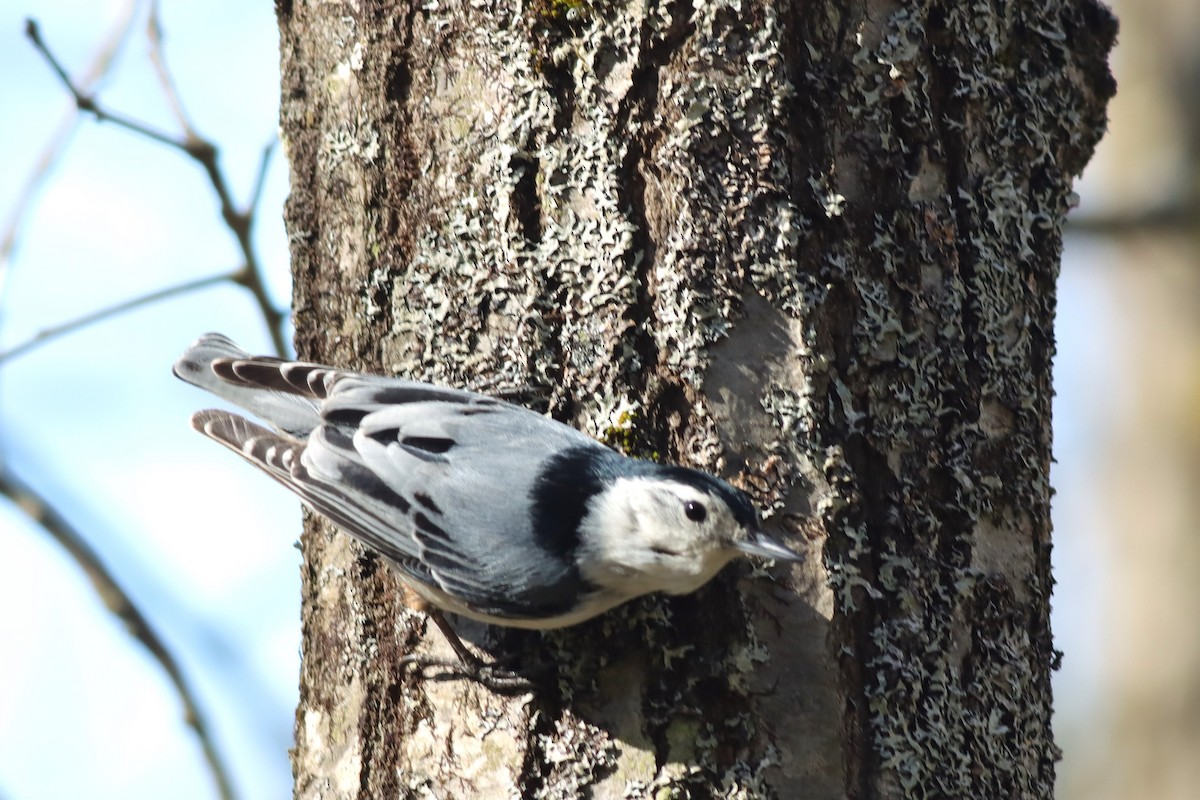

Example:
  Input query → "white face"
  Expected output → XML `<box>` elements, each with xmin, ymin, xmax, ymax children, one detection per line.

<box><xmin>577</xmin><ymin>477</ymin><xmax>753</xmax><ymax>598</ymax></box>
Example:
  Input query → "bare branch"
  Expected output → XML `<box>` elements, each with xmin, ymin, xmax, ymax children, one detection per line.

<box><xmin>0</xmin><ymin>0</ymin><xmax>143</xmax><ymax>302</ymax></box>
<box><xmin>0</xmin><ymin>270</ymin><xmax>236</xmax><ymax>364</ymax></box>
<box><xmin>146</xmin><ymin>0</ymin><xmax>198</xmax><ymax>136</ymax></box>
<box><xmin>249</xmin><ymin>140</ymin><xmax>278</xmax><ymax>220</ymax></box>
<box><xmin>0</xmin><ymin>464</ymin><xmax>238</xmax><ymax>800</ymax></box>
<box><xmin>25</xmin><ymin>19</ymin><xmax>184</xmax><ymax>151</ymax></box>
<box><xmin>139</xmin><ymin>5</ymin><xmax>289</xmax><ymax>357</ymax></box>
<box><xmin>1068</xmin><ymin>202</ymin><xmax>1200</xmax><ymax>237</ymax></box>
<box><xmin>24</xmin><ymin>18</ymin><xmax>290</xmax><ymax>358</ymax></box>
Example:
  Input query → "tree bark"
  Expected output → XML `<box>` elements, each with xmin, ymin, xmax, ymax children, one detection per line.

<box><xmin>277</xmin><ymin>1</ymin><xmax>1115</xmax><ymax>797</ymax></box>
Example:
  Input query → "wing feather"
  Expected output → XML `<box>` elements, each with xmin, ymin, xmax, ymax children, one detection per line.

<box><xmin>179</xmin><ymin>334</ymin><xmax>602</xmax><ymax>624</ymax></box>
<box><xmin>190</xmin><ymin>410</ymin><xmax>419</xmax><ymax>561</ymax></box>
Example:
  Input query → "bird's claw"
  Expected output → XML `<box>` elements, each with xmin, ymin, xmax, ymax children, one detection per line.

<box><xmin>400</xmin><ymin>653</ymin><xmax>537</xmax><ymax>693</ymax></box>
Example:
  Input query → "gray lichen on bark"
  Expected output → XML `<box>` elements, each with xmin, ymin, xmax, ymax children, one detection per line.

<box><xmin>277</xmin><ymin>0</ymin><xmax>1115</xmax><ymax>797</ymax></box>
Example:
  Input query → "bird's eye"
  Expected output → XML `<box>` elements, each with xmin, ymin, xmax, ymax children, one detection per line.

<box><xmin>684</xmin><ymin>501</ymin><xmax>707</xmax><ymax>522</ymax></box>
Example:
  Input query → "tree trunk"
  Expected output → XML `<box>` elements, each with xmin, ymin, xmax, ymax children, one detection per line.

<box><xmin>277</xmin><ymin>1</ymin><xmax>1115</xmax><ymax>797</ymax></box>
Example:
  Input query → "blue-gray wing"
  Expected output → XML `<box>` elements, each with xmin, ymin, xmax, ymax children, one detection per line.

<box><xmin>314</xmin><ymin>376</ymin><xmax>601</xmax><ymax>619</ymax></box>
<box><xmin>178</xmin><ymin>334</ymin><xmax>601</xmax><ymax>622</ymax></box>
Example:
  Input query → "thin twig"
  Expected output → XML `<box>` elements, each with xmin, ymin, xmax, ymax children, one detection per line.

<box><xmin>146</xmin><ymin>0</ymin><xmax>197</xmax><ymax>136</ymax></box>
<box><xmin>249</xmin><ymin>140</ymin><xmax>278</xmax><ymax>221</ymax></box>
<box><xmin>0</xmin><ymin>464</ymin><xmax>238</xmax><ymax>800</ymax></box>
<box><xmin>138</xmin><ymin>8</ymin><xmax>287</xmax><ymax>356</ymax></box>
<box><xmin>1068</xmin><ymin>202</ymin><xmax>1199</xmax><ymax>236</ymax></box>
<box><xmin>24</xmin><ymin>18</ymin><xmax>289</xmax><ymax>358</ymax></box>
<box><xmin>26</xmin><ymin>20</ymin><xmax>183</xmax><ymax>151</ymax></box>
<box><xmin>0</xmin><ymin>0</ymin><xmax>143</xmax><ymax>303</ymax></box>
<box><xmin>0</xmin><ymin>270</ymin><xmax>236</xmax><ymax>364</ymax></box>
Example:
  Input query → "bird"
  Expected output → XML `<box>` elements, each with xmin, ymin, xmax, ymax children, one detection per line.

<box><xmin>173</xmin><ymin>333</ymin><xmax>802</xmax><ymax>685</ymax></box>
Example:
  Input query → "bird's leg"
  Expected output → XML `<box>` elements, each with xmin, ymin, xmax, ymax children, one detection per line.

<box><xmin>427</xmin><ymin>609</ymin><xmax>492</xmax><ymax>669</ymax></box>
<box><xmin>402</xmin><ymin>609</ymin><xmax>537</xmax><ymax>693</ymax></box>
<box><xmin>397</xmin><ymin>588</ymin><xmax>536</xmax><ymax>692</ymax></box>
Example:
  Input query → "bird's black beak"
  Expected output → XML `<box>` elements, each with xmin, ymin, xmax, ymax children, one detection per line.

<box><xmin>735</xmin><ymin>530</ymin><xmax>804</xmax><ymax>562</ymax></box>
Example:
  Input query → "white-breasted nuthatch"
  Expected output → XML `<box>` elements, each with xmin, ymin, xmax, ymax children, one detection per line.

<box><xmin>174</xmin><ymin>333</ymin><xmax>802</xmax><ymax>679</ymax></box>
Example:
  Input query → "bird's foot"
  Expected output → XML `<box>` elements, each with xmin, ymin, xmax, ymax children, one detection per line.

<box><xmin>400</xmin><ymin>609</ymin><xmax>542</xmax><ymax>693</ymax></box>
<box><xmin>400</xmin><ymin>652</ymin><xmax>537</xmax><ymax>693</ymax></box>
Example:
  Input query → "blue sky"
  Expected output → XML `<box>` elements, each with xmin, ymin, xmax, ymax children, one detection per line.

<box><xmin>0</xmin><ymin>2</ymin><xmax>295</xmax><ymax>798</ymax></box>
<box><xmin>0</xmin><ymin>2</ymin><xmax>1116</xmax><ymax>798</ymax></box>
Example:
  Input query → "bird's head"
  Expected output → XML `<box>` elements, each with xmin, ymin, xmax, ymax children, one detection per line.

<box><xmin>577</xmin><ymin>465</ymin><xmax>803</xmax><ymax>598</ymax></box>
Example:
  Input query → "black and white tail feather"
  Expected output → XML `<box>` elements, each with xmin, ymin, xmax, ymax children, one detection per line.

<box><xmin>174</xmin><ymin>333</ymin><xmax>802</xmax><ymax>660</ymax></box>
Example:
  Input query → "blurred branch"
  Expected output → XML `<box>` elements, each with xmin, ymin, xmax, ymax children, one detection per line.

<box><xmin>25</xmin><ymin>19</ymin><xmax>181</xmax><ymax>150</ymax></box>
<box><xmin>0</xmin><ymin>270</ymin><xmax>235</xmax><ymax>364</ymax></box>
<box><xmin>249</xmin><ymin>140</ymin><xmax>279</xmax><ymax>218</ymax></box>
<box><xmin>23</xmin><ymin>17</ymin><xmax>288</xmax><ymax>357</ymax></box>
<box><xmin>146</xmin><ymin>0</ymin><xmax>197</xmax><ymax>135</ymax></box>
<box><xmin>1068</xmin><ymin>201</ymin><xmax>1200</xmax><ymax>236</ymax></box>
<box><xmin>0</xmin><ymin>0</ymin><xmax>143</xmax><ymax>303</ymax></box>
<box><xmin>0</xmin><ymin>464</ymin><xmax>238</xmax><ymax>800</ymax></box>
